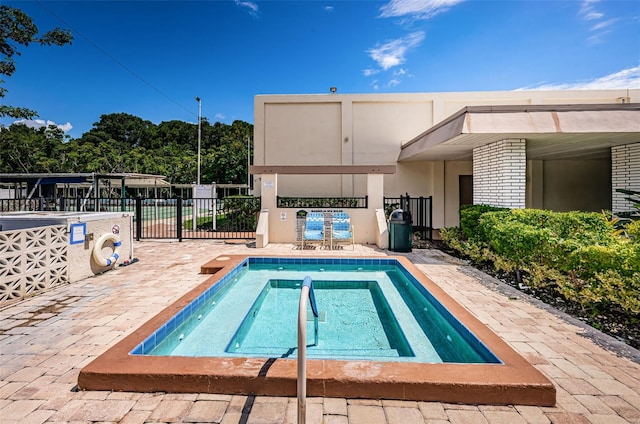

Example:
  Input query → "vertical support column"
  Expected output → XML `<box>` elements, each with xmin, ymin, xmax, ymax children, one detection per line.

<box><xmin>432</xmin><ymin>161</ymin><xmax>445</xmax><ymax>229</ymax></box>
<box><xmin>121</xmin><ymin>178</ymin><xmax>126</xmax><ymax>212</ymax></box>
<box><xmin>259</xmin><ymin>174</ymin><xmax>278</xmax><ymax>247</ymax></box>
<box><xmin>612</xmin><ymin>143</ymin><xmax>640</xmax><ymax>213</ymax></box>
<box><xmin>473</xmin><ymin>139</ymin><xmax>526</xmax><ymax>209</ymax></box>
<box><xmin>366</xmin><ymin>174</ymin><xmax>384</xmax><ymax>211</ymax></box>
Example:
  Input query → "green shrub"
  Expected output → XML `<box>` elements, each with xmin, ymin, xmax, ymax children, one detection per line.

<box><xmin>566</xmin><ymin>242</ymin><xmax>639</xmax><ymax>279</ymax></box>
<box><xmin>626</xmin><ymin>220</ymin><xmax>640</xmax><ymax>241</ymax></box>
<box><xmin>558</xmin><ymin>270</ymin><xmax>640</xmax><ymax>314</ymax></box>
<box><xmin>446</xmin><ymin>206</ymin><xmax>639</xmax><ymax>313</ymax></box>
<box><xmin>439</xmin><ymin>227</ymin><xmax>461</xmax><ymax>246</ymax></box>
<box><xmin>440</xmin><ymin>226</ymin><xmax>494</xmax><ymax>266</ymax></box>
<box><xmin>479</xmin><ymin>212</ymin><xmax>562</xmax><ymax>268</ymax></box>
<box><xmin>459</xmin><ymin>204</ymin><xmax>508</xmax><ymax>240</ymax></box>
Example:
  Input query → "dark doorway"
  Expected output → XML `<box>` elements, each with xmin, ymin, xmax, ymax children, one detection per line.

<box><xmin>459</xmin><ymin>175</ymin><xmax>473</xmax><ymax>206</ymax></box>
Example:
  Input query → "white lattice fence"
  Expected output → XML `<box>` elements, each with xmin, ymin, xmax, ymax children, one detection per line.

<box><xmin>0</xmin><ymin>225</ymin><xmax>69</xmax><ymax>305</ymax></box>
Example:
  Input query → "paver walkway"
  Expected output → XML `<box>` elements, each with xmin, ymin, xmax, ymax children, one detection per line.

<box><xmin>1</xmin><ymin>240</ymin><xmax>639</xmax><ymax>423</ymax></box>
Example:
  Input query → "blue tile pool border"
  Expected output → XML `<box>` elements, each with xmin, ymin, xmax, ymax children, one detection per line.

<box><xmin>130</xmin><ymin>256</ymin><xmax>499</xmax><ymax>363</ymax></box>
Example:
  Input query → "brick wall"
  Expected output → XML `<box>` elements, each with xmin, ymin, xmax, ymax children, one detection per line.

<box><xmin>612</xmin><ymin>142</ymin><xmax>640</xmax><ymax>213</ymax></box>
<box><xmin>473</xmin><ymin>139</ymin><xmax>526</xmax><ymax>209</ymax></box>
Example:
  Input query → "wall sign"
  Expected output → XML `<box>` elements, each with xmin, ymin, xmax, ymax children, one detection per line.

<box><xmin>70</xmin><ymin>223</ymin><xmax>86</xmax><ymax>245</ymax></box>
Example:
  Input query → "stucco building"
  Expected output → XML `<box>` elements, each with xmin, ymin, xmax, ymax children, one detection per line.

<box><xmin>251</xmin><ymin>89</ymin><xmax>639</xmax><ymax>246</ymax></box>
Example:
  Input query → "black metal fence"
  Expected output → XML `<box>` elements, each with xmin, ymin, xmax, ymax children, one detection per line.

<box><xmin>276</xmin><ymin>195</ymin><xmax>368</xmax><ymax>209</ymax></box>
<box><xmin>383</xmin><ymin>194</ymin><xmax>433</xmax><ymax>240</ymax></box>
<box><xmin>2</xmin><ymin>194</ymin><xmax>432</xmax><ymax>242</ymax></box>
<box><xmin>0</xmin><ymin>196</ymin><xmax>261</xmax><ymax>241</ymax></box>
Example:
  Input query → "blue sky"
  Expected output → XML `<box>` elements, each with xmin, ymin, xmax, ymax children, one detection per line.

<box><xmin>2</xmin><ymin>0</ymin><xmax>639</xmax><ymax>139</ymax></box>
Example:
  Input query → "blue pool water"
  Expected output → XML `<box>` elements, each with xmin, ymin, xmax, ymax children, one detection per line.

<box><xmin>133</xmin><ymin>257</ymin><xmax>501</xmax><ymax>364</ymax></box>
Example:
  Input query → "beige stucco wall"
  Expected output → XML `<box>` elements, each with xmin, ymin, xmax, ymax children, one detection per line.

<box><xmin>254</xmin><ymin>89</ymin><xmax>638</xmax><ymax>228</ymax></box>
<box><xmin>69</xmin><ymin>213</ymin><xmax>134</xmax><ymax>281</ymax></box>
<box><xmin>257</xmin><ymin>173</ymin><xmax>385</xmax><ymax>245</ymax></box>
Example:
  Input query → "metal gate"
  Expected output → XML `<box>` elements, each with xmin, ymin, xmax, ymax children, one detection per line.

<box><xmin>134</xmin><ymin>197</ymin><xmax>261</xmax><ymax>241</ymax></box>
<box><xmin>383</xmin><ymin>194</ymin><xmax>433</xmax><ymax>240</ymax></box>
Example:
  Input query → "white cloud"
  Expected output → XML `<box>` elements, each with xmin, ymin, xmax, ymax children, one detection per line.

<box><xmin>578</xmin><ymin>0</ymin><xmax>617</xmax><ymax>43</ymax></box>
<box><xmin>235</xmin><ymin>0</ymin><xmax>259</xmax><ymax>15</ymax></box>
<box><xmin>516</xmin><ymin>65</ymin><xmax>640</xmax><ymax>91</ymax></box>
<box><xmin>590</xmin><ymin>18</ymin><xmax>617</xmax><ymax>31</ymax></box>
<box><xmin>215</xmin><ymin>113</ymin><xmax>226</xmax><ymax>121</ymax></box>
<box><xmin>584</xmin><ymin>11</ymin><xmax>604</xmax><ymax>20</ymax></box>
<box><xmin>14</xmin><ymin>119</ymin><xmax>73</xmax><ymax>133</ymax></box>
<box><xmin>580</xmin><ymin>0</ymin><xmax>601</xmax><ymax>20</ymax></box>
<box><xmin>379</xmin><ymin>0</ymin><xmax>465</xmax><ymax>20</ymax></box>
<box><xmin>388</xmin><ymin>78</ymin><xmax>400</xmax><ymax>87</ymax></box>
<box><xmin>393</xmin><ymin>68</ymin><xmax>407</xmax><ymax>77</ymax></box>
<box><xmin>325</xmin><ymin>6</ymin><xmax>334</xmax><ymax>12</ymax></box>
<box><xmin>363</xmin><ymin>68</ymin><xmax>379</xmax><ymax>77</ymax></box>
<box><xmin>368</xmin><ymin>31</ymin><xmax>425</xmax><ymax>70</ymax></box>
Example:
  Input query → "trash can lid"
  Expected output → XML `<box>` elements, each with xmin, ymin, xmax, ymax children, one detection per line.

<box><xmin>389</xmin><ymin>208</ymin><xmax>404</xmax><ymax>221</ymax></box>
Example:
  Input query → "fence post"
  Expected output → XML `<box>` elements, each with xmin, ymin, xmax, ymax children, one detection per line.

<box><xmin>176</xmin><ymin>197</ymin><xmax>183</xmax><ymax>242</ymax></box>
<box><xmin>59</xmin><ymin>197</ymin><xmax>66</xmax><ymax>212</ymax></box>
<box><xmin>418</xmin><ymin>196</ymin><xmax>423</xmax><ymax>239</ymax></box>
<box><xmin>428</xmin><ymin>195</ymin><xmax>433</xmax><ymax>241</ymax></box>
<box><xmin>135</xmin><ymin>196</ymin><xmax>142</xmax><ymax>241</ymax></box>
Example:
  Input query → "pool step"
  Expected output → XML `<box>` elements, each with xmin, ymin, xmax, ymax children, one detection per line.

<box><xmin>231</xmin><ymin>346</ymin><xmax>401</xmax><ymax>358</ymax></box>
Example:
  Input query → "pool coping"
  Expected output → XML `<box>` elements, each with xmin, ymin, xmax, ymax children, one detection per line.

<box><xmin>78</xmin><ymin>255</ymin><xmax>556</xmax><ymax>406</ymax></box>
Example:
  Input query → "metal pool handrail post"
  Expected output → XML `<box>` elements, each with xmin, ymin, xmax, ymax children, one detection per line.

<box><xmin>298</xmin><ymin>276</ymin><xmax>318</xmax><ymax>424</ymax></box>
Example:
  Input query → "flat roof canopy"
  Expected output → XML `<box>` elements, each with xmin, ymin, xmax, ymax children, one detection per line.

<box><xmin>0</xmin><ymin>173</ymin><xmax>170</xmax><ymax>187</ymax></box>
<box><xmin>398</xmin><ymin>104</ymin><xmax>640</xmax><ymax>161</ymax></box>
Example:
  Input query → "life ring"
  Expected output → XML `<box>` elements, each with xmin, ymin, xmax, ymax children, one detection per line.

<box><xmin>92</xmin><ymin>233</ymin><xmax>122</xmax><ymax>267</ymax></box>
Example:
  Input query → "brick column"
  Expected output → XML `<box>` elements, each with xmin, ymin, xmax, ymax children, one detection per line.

<box><xmin>473</xmin><ymin>139</ymin><xmax>526</xmax><ymax>209</ymax></box>
<box><xmin>612</xmin><ymin>143</ymin><xmax>640</xmax><ymax>213</ymax></box>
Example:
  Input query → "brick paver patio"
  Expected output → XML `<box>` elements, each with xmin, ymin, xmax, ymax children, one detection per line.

<box><xmin>1</xmin><ymin>240</ymin><xmax>639</xmax><ymax>423</ymax></box>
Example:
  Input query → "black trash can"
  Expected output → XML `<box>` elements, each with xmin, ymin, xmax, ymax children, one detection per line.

<box><xmin>388</xmin><ymin>209</ymin><xmax>412</xmax><ymax>252</ymax></box>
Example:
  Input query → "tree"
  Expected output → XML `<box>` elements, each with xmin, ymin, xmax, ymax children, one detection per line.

<box><xmin>0</xmin><ymin>122</ymin><xmax>66</xmax><ymax>172</ymax></box>
<box><xmin>0</xmin><ymin>5</ymin><xmax>73</xmax><ymax>118</ymax></box>
<box><xmin>90</xmin><ymin>113</ymin><xmax>155</xmax><ymax>149</ymax></box>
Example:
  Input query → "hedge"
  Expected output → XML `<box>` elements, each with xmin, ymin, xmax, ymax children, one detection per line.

<box><xmin>444</xmin><ymin>205</ymin><xmax>640</xmax><ymax>313</ymax></box>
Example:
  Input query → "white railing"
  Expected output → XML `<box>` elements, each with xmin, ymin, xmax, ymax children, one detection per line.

<box><xmin>297</xmin><ymin>276</ymin><xmax>318</xmax><ymax>424</ymax></box>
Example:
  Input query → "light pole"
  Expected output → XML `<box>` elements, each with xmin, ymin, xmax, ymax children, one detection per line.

<box><xmin>195</xmin><ymin>96</ymin><xmax>202</xmax><ymax>185</ymax></box>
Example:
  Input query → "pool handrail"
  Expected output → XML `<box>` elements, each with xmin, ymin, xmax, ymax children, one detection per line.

<box><xmin>298</xmin><ymin>275</ymin><xmax>318</xmax><ymax>424</ymax></box>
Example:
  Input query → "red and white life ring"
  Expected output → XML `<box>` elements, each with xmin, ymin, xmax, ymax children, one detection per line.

<box><xmin>92</xmin><ymin>233</ymin><xmax>122</xmax><ymax>267</ymax></box>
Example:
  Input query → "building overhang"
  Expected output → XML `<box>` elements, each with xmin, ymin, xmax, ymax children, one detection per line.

<box><xmin>398</xmin><ymin>104</ymin><xmax>640</xmax><ymax>161</ymax></box>
<box><xmin>249</xmin><ymin>165</ymin><xmax>396</xmax><ymax>174</ymax></box>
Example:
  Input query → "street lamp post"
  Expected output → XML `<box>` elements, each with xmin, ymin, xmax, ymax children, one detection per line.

<box><xmin>195</xmin><ymin>96</ymin><xmax>202</xmax><ymax>185</ymax></box>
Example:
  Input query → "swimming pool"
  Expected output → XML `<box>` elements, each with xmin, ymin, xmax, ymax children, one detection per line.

<box><xmin>79</xmin><ymin>255</ymin><xmax>555</xmax><ymax>405</ymax></box>
<box><xmin>141</xmin><ymin>259</ymin><xmax>499</xmax><ymax>364</ymax></box>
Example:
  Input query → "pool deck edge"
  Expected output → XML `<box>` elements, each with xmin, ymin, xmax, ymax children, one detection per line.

<box><xmin>78</xmin><ymin>254</ymin><xmax>556</xmax><ymax>406</ymax></box>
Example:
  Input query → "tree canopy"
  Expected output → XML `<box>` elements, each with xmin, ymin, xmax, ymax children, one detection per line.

<box><xmin>0</xmin><ymin>5</ymin><xmax>73</xmax><ymax>119</ymax></box>
<box><xmin>0</xmin><ymin>113</ymin><xmax>254</xmax><ymax>186</ymax></box>
<box><xmin>0</xmin><ymin>6</ymin><xmax>253</xmax><ymax>187</ymax></box>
